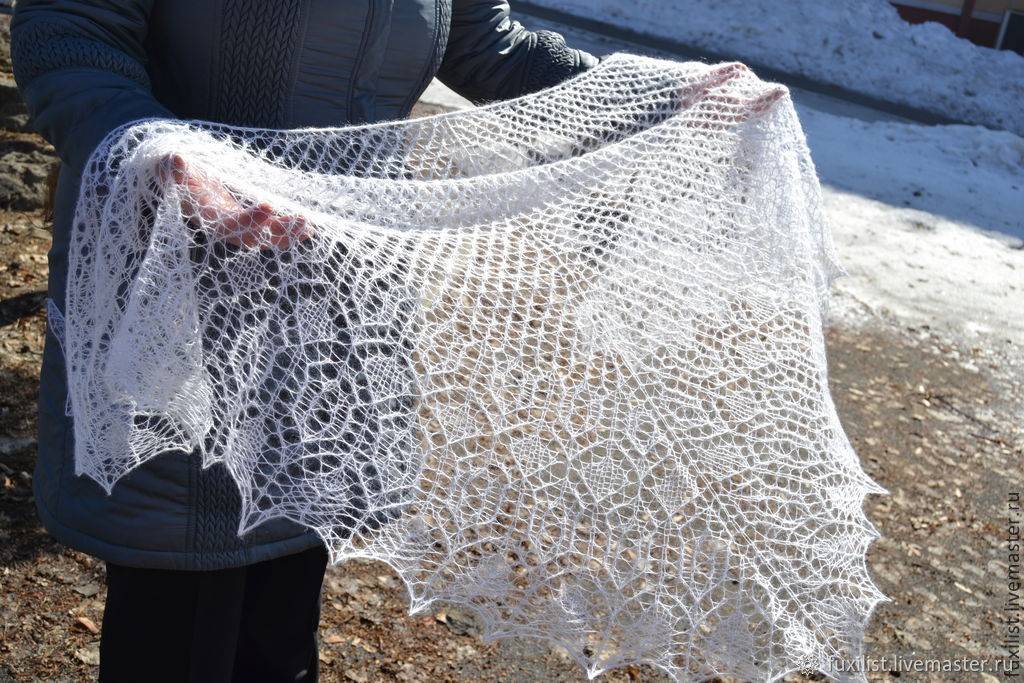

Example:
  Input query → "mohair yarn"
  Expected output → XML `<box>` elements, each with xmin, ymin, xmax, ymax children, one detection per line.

<box><xmin>64</xmin><ymin>54</ymin><xmax>886</xmax><ymax>682</ymax></box>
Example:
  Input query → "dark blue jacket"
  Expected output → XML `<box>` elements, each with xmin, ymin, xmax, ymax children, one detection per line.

<box><xmin>11</xmin><ymin>0</ymin><xmax>596</xmax><ymax>570</ymax></box>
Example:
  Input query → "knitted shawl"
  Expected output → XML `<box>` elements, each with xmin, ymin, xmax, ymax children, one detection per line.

<box><xmin>64</xmin><ymin>54</ymin><xmax>885</xmax><ymax>682</ymax></box>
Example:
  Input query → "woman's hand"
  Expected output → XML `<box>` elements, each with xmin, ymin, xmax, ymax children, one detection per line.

<box><xmin>163</xmin><ymin>154</ymin><xmax>311</xmax><ymax>250</ymax></box>
<box><xmin>693</xmin><ymin>62</ymin><xmax>787</xmax><ymax>127</ymax></box>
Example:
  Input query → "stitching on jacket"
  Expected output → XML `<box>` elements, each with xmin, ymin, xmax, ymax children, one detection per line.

<box><xmin>214</xmin><ymin>0</ymin><xmax>304</xmax><ymax>127</ymax></box>
<box><xmin>11</xmin><ymin>19</ymin><xmax>152</xmax><ymax>89</ymax></box>
<box><xmin>34</xmin><ymin>484</ymin><xmax>319</xmax><ymax>569</ymax></box>
<box><xmin>346</xmin><ymin>0</ymin><xmax>376</xmax><ymax>123</ymax></box>
<box><xmin>432</xmin><ymin>1</ymin><xmax>452</xmax><ymax>80</ymax></box>
<box><xmin>399</xmin><ymin>0</ymin><xmax>450</xmax><ymax>115</ymax></box>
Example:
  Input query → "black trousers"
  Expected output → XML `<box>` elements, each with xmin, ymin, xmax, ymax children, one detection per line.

<box><xmin>99</xmin><ymin>545</ymin><xmax>329</xmax><ymax>683</ymax></box>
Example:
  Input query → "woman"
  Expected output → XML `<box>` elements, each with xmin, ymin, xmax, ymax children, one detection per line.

<box><xmin>10</xmin><ymin>1</ymin><xmax>597</xmax><ymax>680</ymax></box>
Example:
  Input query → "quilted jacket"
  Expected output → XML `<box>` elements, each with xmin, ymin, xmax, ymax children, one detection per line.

<box><xmin>11</xmin><ymin>0</ymin><xmax>596</xmax><ymax>570</ymax></box>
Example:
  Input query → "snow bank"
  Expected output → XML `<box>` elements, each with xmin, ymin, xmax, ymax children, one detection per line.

<box><xmin>824</xmin><ymin>190</ymin><xmax>1024</xmax><ymax>345</ymax></box>
<box><xmin>529</xmin><ymin>0</ymin><xmax>1024</xmax><ymax>136</ymax></box>
<box><xmin>799</xmin><ymin>109</ymin><xmax>1024</xmax><ymax>344</ymax></box>
<box><xmin>800</xmin><ymin>108</ymin><xmax>1024</xmax><ymax>239</ymax></box>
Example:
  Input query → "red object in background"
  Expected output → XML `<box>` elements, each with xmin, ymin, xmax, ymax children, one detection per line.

<box><xmin>957</xmin><ymin>0</ymin><xmax>977</xmax><ymax>36</ymax></box>
<box><xmin>892</xmin><ymin>2</ymin><xmax>1002</xmax><ymax>46</ymax></box>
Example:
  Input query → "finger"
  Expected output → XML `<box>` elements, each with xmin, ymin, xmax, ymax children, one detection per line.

<box><xmin>237</xmin><ymin>208</ymin><xmax>268</xmax><ymax>249</ymax></box>
<box><xmin>210</xmin><ymin>205</ymin><xmax>276</xmax><ymax>249</ymax></box>
<box><xmin>255</xmin><ymin>202</ymin><xmax>312</xmax><ymax>249</ymax></box>
<box><xmin>715</xmin><ymin>86</ymin><xmax>786</xmax><ymax>127</ymax></box>
<box><xmin>674</xmin><ymin>62</ymin><xmax>752</xmax><ymax>113</ymax></box>
<box><xmin>243</xmin><ymin>204</ymin><xmax>310</xmax><ymax>251</ymax></box>
<box><xmin>701</xmin><ymin>64</ymin><xmax>786</xmax><ymax>123</ymax></box>
<box><xmin>213</xmin><ymin>207</ymin><xmax>259</xmax><ymax>248</ymax></box>
<box><xmin>705</xmin><ymin>62</ymin><xmax>753</xmax><ymax>90</ymax></box>
<box><xmin>157</xmin><ymin>154</ymin><xmax>187</xmax><ymax>185</ymax></box>
<box><xmin>747</xmin><ymin>86</ymin><xmax>787</xmax><ymax>116</ymax></box>
<box><xmin>186</xmin><ymin>173</ymin><xmax>247</xmax><ymax>231</ymax></box>
<box><xmin>266</xmin><ymin>212</ymin><xmax>311</xmax><ymax>238</ymax></box>
<box><xmin>253</xmin><ymin>207</ymin><xmax>291</xmax><ymax>250</ymax></box>
<box><xmin>265</xmin><ymin>216</ymin><xmax>312</xmax><ymax>250</ymax></box>
<box><xmin>250</xmin><ymin>202</ymin><xmax>285</xmax><ymax>249</ymax></box>
<box><xmin>678</xmin><ymin>63</ymin><xmax>776</xmax><ymax>132</ymax></box>
<box><xmin>291</xmin><ymin>216</ymin><xmax>314</xmax><ymax>241</ymax></box>
<box><xmin>169</xmin><ymin>154</ymin><xmax>188</xmax><ymax>185</ymax></box>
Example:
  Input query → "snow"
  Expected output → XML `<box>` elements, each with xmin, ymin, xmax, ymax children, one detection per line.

<box><xmin>824</xmin><ymin>190</ymin><xmax>1023</xmax><ymax>345</ymax></box>
<box><xmin>528</xmin><ymin>0</ymin><xmax>1024</xmax><ymax>136</ymax></box>
<box><xmin>802</xmin><ymin>108</ymin><xmax>1024</xmax><ymax>240</ymax></box>
<box><xmin>796</xmin><ymin>108</ymin><xmax>1024</xmax><ymax>344</ymax></box>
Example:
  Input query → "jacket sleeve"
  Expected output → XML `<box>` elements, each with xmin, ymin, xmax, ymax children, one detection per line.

<box><xmin>10</xmin><ymin>0</ymin><xmax>174</xmax><ymax>169</ymax></box>
<box><xmin>437</xmin><ymin>0</ymin><xmax>599</xmax><ymax>104</ymax></box>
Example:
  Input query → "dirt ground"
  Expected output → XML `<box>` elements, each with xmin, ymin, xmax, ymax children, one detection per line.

<box><xmin>1</xmin><ymin>15</ymin><xmax>1022</xmax><ymax>683</ymax></box>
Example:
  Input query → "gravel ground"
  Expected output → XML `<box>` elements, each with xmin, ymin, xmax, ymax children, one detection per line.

<box><xmin>1</xmin><ymin>15</ymin><xmax>1021</xmax><ymax>682</ymax></box>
